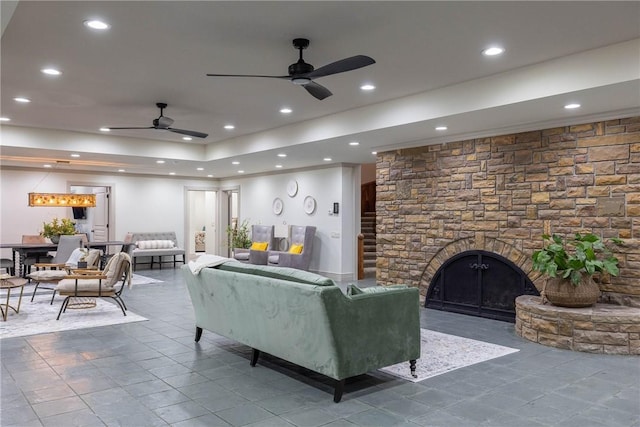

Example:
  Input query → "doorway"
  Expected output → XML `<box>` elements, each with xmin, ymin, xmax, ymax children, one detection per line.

<box><xmin>186</xmin><ymin>190</ymin><xmax>217</xmax><ymax>260</ymax></box>
<box><xmin>220</xmin><ymin>189</ymin><xmax>239</xmax><ymax>258</ymax></box>
<box><xmin>69</xmin><ymin>185</ymin><xmax>111</xmax><ymax>242</ymax></box>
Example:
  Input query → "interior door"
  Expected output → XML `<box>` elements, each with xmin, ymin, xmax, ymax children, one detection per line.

<box><xmin>92</xmin><ymin>191</ymin><xmax>108</xmax><ymax>242</ymax></box>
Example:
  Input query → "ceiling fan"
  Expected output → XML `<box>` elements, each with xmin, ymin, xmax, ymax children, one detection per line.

<box><xmin>206</xmin><ymin>38</ymin><xmax>375</xmax><ymax>100</ymax></box>
<box><xmin>106</xmin><ymin>103</ymin><xmax>208</xmax><ymax>139</ymax></box>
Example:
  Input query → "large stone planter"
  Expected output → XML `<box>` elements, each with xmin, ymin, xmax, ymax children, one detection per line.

<box><xmin>543</xmin><ymin>275</ymin><xmax>600</xmax><ymax>308</ymax></box>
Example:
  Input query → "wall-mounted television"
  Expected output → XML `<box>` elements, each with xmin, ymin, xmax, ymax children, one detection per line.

<box><xmin>72</xmin><ymin>207</ymin><xmax>87</xmax><ymax>220</ymax></box>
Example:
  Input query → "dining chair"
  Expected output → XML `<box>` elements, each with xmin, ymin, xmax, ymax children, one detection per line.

<box><xmin>21</xmin><ymin>235</ymin><xmax>53</xmax><ymax>275</ymax></box>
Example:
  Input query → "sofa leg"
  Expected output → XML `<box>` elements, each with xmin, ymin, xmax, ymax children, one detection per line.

<box><xmin>334</xmin><ymin>379</ymin><xmax>345</xmax><ymax>403</ymax></box>
<box><xmin>410</xmin><ymin>359</ymin><xmax>417</xmax><ymax>378</ymax></box>
<box><xmin>195</xmin><ymin>327</ymin><xmax>203</xmax><ymax>342</ymax></box>
<box><xmin>250</xmin><ymin>348</ymin><xmax>260</xmax><ymax>367</ymax></box>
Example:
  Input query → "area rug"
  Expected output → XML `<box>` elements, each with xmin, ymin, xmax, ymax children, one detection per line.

<box><xmin>0</xmin><ymin>297</ymin><xmax>147</xmax><ymax>340</ymax></box>
<box><xmin>379</xmin><ymin>329</ymin><xmax>519</xmax><ymax>382</ymax></box>
<box><xmin>131</xmin><ymin>274</ymin><xmax>163</xmax><ymax>286</ymax></box>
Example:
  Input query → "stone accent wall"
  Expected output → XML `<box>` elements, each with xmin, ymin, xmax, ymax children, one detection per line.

<box><xmin>377</xmin><ymin>116</ymin><xmax>640</xmax><ymax>305</ymax></box>
<box><xmin>515</xmin><ymin>296</ymin><xmax>640</xmax><ymax>355</ymax></box>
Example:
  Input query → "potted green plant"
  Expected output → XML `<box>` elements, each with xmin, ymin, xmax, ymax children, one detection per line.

<box><xmin>41</xmin><ymin>217</ymin><xmax>76</xmax><ymax>243</ymax></box>
<box><xmin>531</xmin><ymin>232</ymin><xmax>623</xmax><ymax>307</ymax></box>
<box><xmin>226</xmin><ymin>219</ymin><xmax>252</xmax><ymax>250</ymax></box>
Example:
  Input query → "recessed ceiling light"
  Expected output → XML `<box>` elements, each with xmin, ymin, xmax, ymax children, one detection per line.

<box><xmin>280</xmin><ymin>107</ymin><xmax>292</xmax><ymax>114</ymax></box>
<box><xmin>371</xmin><ymin>151</ymin><xmax>377</xmax><ymax>155</ymax></box>
<box><xmin>70</xmin><ymin>154</ymin><xmax>80</xmax><ymax>158</ymax></box>
<box><xmin>360</xmin><ymin>84</ymin><xmax>375</xmax><ymax>91</ymax></box>
<box><xmin>43</xmin><ymin>164</ymin><xmax>52</xmax><ymax>168</ymax></box>
<box><xmin>349</xmin><ymin>141</ymin><xmax>360</xmax><ymax>146</ymax></box>
<box><xmin>99</xmin><ymin>127</ymin><xmax>110</xmax><ymax>132</ymax></box>
<box><xmin>232</xmin><ymin>161</ymin><xmax>240</xmax><ymax>165</ymax></box>
<box><xmin>14</xmin><ymin>97</ymin><xmax>30</xmax><ymax>103</ymax></box>
<box><xmin>196</xmin><ymin>167</ymin><xmax>204</xmax><ymax>171</ymax></box>
<box><xmin>0</xmin><ymin>117</ymin><xmax>10</xmax><ymax>122</ymax></box>
<box><xmin>169</xmin><ymin>172</ymin><xmax>176</xmax><ymax>176</ymax></box>
<box><xmin>224</xmin><ymin>124</ymin><xmax>235</xmax><ymax>130</ymax></box>
<box><xmin>238</xmin><ymin>170</ymin><xmax>245</xmax><ymax>174</ymax></box>
<box><xmin>182</xmin><ymin>136</ymin><xmax>192</xmax><ymax>141</ymax></box>
<box><xmin>41</xmin><ymin>68</ymin><xmax>61</xmax><ymax>76</ymax></box>
<box><xmin>207</xmin><ymin>174</ymin><xmax>213</xmax><ymax>178</ymax></box>
<box><xmin>84</xmin><ymin>20</ymin><xmax>110</xmax><ymax>30</ymax></box>
<box><xmin>323</xmin><ymin>157</ymin><xmax>332</xmax><ymax>162</ymax></box>
<box><xmin>275</xmin><ymin>164</ymin><xmax>283</xmax><ymax>168</ymax></box>
<box><xmin>156</xmin><ymin>160</ymin><xmax>165</xmax><ymax>164</ymax></box>
<box><xmin>435</xmin><ymin>126</ymin><xmax>448</xmax><ymax>131</ymax></box>
<box><xmin>118</xmin><ymin>169</ymin><xmax>125</xmax><ymax>172</ymax></box>
<box><xmin>277</xmin><ymin>153</ymin><xmax>287</xmax><ymax>158</ymax></box>
<box><xmin>482</xmin><ymin>46</ymin><xmax>505</xmax><ymax>56</ymax></box>
<box><xmin>564</xmin><ymin>103</ymin><xmax>581</xmax><ymax>109</ymax></box>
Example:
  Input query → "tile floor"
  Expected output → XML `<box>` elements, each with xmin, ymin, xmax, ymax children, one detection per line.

<box><xmin>1</xmin><ymin>266</ymin><xmax>639</xmax><ymax>427</ymax></box>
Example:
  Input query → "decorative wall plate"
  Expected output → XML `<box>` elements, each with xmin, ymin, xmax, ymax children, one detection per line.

<box><xmin>272</xmin><ymin>198</ymin><xmax>283</xmax><ymax>215</ymax></box>
<box><xmin>287</xmin><ymin>180</ymin><xmax>298</xmax><ymax>197</ymax></box>
<box><xmin>303</xmin><ymin>196</ymin><xmax>316</xmax><ymax>215</ymax></box>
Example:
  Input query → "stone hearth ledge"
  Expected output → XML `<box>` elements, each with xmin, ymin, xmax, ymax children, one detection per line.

<box><xmin>515</xmin><ymin>295</ymin><xmax>640</xmax><ymax>355</ymax></box>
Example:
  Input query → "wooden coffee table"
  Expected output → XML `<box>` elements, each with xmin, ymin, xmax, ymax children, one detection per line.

<box><xmin>0</xmin><ymin>276</ymin><xmax>27</xmax><ymax>321</ymax></box>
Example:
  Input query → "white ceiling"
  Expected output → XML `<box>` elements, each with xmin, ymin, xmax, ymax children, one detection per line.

<box><xmin>1</xmin><ymin>1</ymin><xmax>639</xmax><ymax>179</ymax></box>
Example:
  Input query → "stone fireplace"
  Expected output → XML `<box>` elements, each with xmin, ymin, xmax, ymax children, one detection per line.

<box><xmin>376</xmin><ymin>116</ymin><xmax>640</xmax><ymax>352</ymax></box>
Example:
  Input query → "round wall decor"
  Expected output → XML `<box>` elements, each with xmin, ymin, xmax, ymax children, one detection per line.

<box><xmin>287</xmin><ymin>180</ymin><xmax>298</xmax><ymax>197</ymax></box>
<box><xmin>272</xmin><ymin>198</ymin><xmax>284</xmax><ymax>215</ymax></box>
<box><xmin>303</xmin><ymin>195</ymin><xmax>316</xmax><ymax>215</ymax></box>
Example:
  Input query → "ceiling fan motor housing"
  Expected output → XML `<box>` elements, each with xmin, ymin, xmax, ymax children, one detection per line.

<box><xmin>288</xmin><ymin>61</ymin><xmax>314</xmax><ymax>76</ymax></box>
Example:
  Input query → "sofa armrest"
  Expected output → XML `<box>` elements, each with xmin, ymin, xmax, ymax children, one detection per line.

<box><xmin>327</xmin><ymin>286</ymin><xmax>421</xmax><ymax>379</ymax></box>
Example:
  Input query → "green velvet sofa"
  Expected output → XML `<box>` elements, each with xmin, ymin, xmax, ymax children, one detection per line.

<box><xmin>182</xmin><ymin>261</ymin><xmax>421</xmax><ymax>402</ymax></box>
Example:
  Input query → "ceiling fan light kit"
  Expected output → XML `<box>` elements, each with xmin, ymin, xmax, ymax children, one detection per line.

<box><xmin>206</xmin><ymin>38</ymin><xmax>375</xmax><ymax>100</ymax></box>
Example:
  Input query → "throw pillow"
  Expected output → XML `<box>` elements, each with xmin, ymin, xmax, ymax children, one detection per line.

<box><xmin>288</xmin><ymin>244</ymin><xmax>303</xmax><ymax>254</ymax></box>
<box><xmin>65</xmin><ymin>248</ymin><xmax>88</xmax><ymax>267</ymax></box>
<box><xmin>250</xmin><ymin>241</ymin><xmax>268</xmax><ymax>251</ymax></box>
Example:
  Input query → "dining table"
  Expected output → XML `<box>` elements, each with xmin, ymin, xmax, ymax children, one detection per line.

<box><xmin>1</xmin><ymin>240</ymin><xmax>131</xmax><ymax>277</ymax></box>
<box><xmin>0</xmin><ymin>243</ymin><xmax>59</xmax><ymax>278</ymax></box>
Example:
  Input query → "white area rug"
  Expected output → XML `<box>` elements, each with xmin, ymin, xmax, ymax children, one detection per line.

<box><xmin>0</xmin><ymin>297</ymin><xmax>147</xmax><ymax>340</ymax></box>
<box><xmin>131</xmin><ymin>274</ymin><xmax>163</xmax><ymax>286</ymax></box>
<box><xmin>379</xmin><ymin>329</ymin><xmax>519</xmax><ymax>382</ymax></box>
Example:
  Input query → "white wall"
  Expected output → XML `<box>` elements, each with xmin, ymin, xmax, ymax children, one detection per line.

<box><xmin>0</xmin><ymin>168</ymin><xmax>212</xmax><ymax>258</ymax></box>
<box><xmin>221</xmin><ymin>165</ymin><xmax>359</xmax><ymax>278</ymax></box>
<box><xmin>1</xmin><ymin>165</ymin><xmax>361</xmax><ymax>279</ymax></box>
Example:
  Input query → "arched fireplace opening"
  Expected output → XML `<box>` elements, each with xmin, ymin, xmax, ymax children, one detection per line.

<box><xmin>425</xmin><ymin>250</ymin><xmax>539</xmax><ymax>322</ymax></box>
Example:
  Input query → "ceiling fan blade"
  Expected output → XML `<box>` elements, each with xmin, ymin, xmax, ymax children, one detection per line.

<box><xmin>206</xmin><ymin>73</ymin><xmax>289</xmax><ymax>79</ymax></box>
<box><xmin>168</xmin><ymin>128</ymin><xmax>208</xmax><ymax>138</ymax></box>
<box><xmin>302</xmin><ymin>81</ymin><xmax>332</xmax><ymax>100</ymax></box>
<box><xmin>106</xmin><ymin>126</ymin><xmax>155</xmax><ymax>130</ymax></box>
<box><xmin>306</xmin><ymin>55</ymin><xmax>375</xmax><ymax>79</ymax></box>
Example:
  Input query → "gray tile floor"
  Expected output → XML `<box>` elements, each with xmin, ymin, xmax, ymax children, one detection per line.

<box><xmin>2</xmin><ymin>266</ymin><xmax>639</xmax><ymax>427</ymax></box>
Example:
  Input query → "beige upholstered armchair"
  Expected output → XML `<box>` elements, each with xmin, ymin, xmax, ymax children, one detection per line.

<box><xmin>233</xmin><ymin>225</ymin><xmax>276</xmax><ymax>265</ymax></box>
<box><xmin>28</xmin><ymin>235</ymin><xmax>100</xmax><ymax>304</ymax></box>
<box><xmin>267</xmin><ymin>225</ymin><xmax>316</xmax><ymax>271</ymax></box>
<box><xmin>55</xmin><ymin>252</ymin><xmax>132</xmax><ymax>320</ymax></box>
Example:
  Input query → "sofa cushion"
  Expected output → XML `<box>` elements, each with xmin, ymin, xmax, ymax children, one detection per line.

<box><xmin>28</xmin><ymin>269</ymin><xmax>68</xmax><ymax>281</ymax></box>
<box><xmin>136</xmin><ymin>240</ymin><xmax>175</xmax><ymax>250</ymax></box>
<box><xmin>217</xmin><ymin>261</ymin><xmax>335</xmax><ymax>286</ymax></box>
<box><xmin>83</xmin><ymin>249</ymin><xmax>101</xmax><ymax>267</ymax></box>
<box><xmin>288</xmin><ymin>244</ymin><xmax>303</xmax><ymax>254</ymax></box>
<box><xmin>250</xmin><ymin>241</ymin><xmax>268</xmax><ymax>251</ymax></box>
